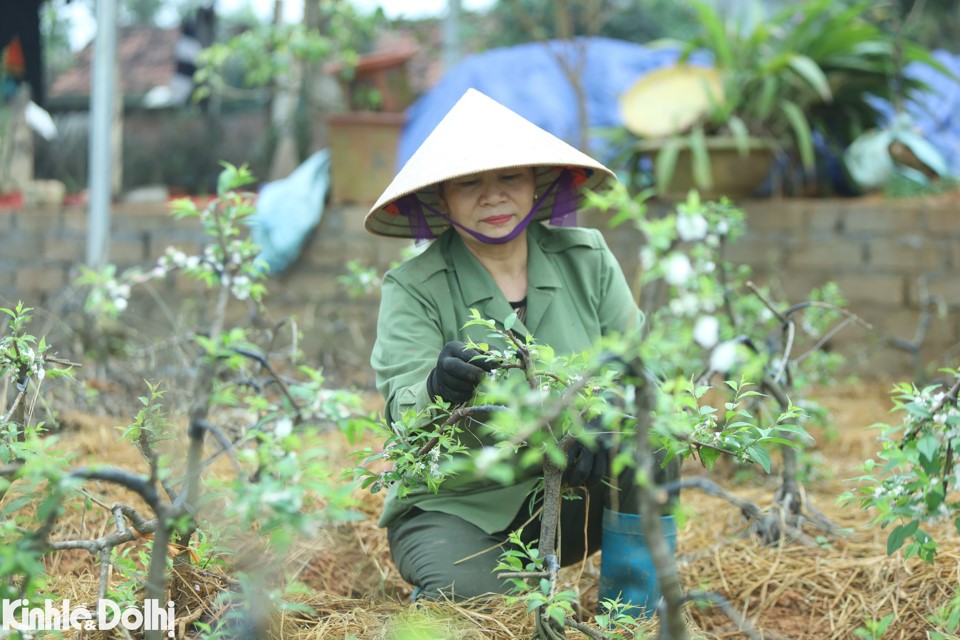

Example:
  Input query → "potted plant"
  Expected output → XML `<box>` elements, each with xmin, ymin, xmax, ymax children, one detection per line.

<box><xmin>617</xmin><ymin>0</ymin><xmax>947</xmax><ymax>199</ymax></box>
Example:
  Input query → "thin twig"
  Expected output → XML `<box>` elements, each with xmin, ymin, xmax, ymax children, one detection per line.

<box><xmin>783</xmin><ymin>300</ymin><xmax>873</xmax><ymax>330</ymax></box>
<box><xmin>232</xmin><ymin>346</ymin><xmax>303</xmax><ymax>425</ymax></box>
<box><xmin>792</xmin><ymin>316</ymin><xmax>857</xmax><ymax>366</ymax></box>
<box><xmin>564</xmin><ymin>615</ymin><xmax>616</xmax><ymax>640</ymax></box>
<box><xmin>676</xmin><ymin>591</ymin><xmax>766</xmax><ymax>640</ymax></box>
<box><xmin>745</xmin><ymin>281</ymin><xmax>787</xmax><ymax>324</ymax></box>
<box><xmin>415</xmin><ymin>404</ymin><xmax>504</xmax><ymax>458</ymax></box>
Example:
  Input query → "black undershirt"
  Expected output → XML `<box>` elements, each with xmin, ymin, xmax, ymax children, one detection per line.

<box><xmin>509</xmin><ymin>297</ymin><xmax>527</xmax><ymax>325</ymax></box>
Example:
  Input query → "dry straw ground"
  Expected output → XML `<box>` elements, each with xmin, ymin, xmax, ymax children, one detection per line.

<box><xmin>32</xmin><ymin>381</ymin><xmax>960</xmax><ymax>639</ymax></box>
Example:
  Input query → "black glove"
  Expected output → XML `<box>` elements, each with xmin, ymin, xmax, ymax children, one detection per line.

<box><xmin>426</xmin><ymin>341</ymin><xmax>497</xmax><ymax>404</ymax></box>
<box><xmin>562</xmin><ymin>417</ymin><xmax>610</xmax><ymax>487</ymax></box>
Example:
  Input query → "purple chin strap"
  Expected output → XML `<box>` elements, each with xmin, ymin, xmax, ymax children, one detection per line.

<box><xmin>393</xmin><ymin>168</ymin><xmax>580</xmax><ymax>244</ymax></box>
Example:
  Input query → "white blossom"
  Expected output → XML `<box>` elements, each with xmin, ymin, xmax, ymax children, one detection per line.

<box><xmin>710</xmin><ymin>340</ymin><xmax>740</xmax><ymax>373</ymax></box>
<box><xmin>232</xmin><ymin>275</ymin><xmax>251</xmax><ymax>300</ymax></box>
<box><xmin>275</xmin><ymin>417</ymin><xmax>293</xmax><ymax>438</ymax></box>
<box><xmin>475</xmin><ymin>446</ymin><xmax>500</xmax><ymax>473</ymax></box>
<box><xmin>668</xmin><ymin>293</ymin><xmax>700</xmax><ymax>317</ymax></box>
<box><xmin>693</xmin><ymin>315</ymin><xmax>720</xmax><ymax>348</ymax></box>
<box><xmin>664</xmin><ymin>254</ymin><xmax>693</xmax><ymax>286</ymax></box>
<box><xmin>676</xmin><ymin>212</ymin><xmax>709</xmax><ymax>241</ymax></box>
<box><xmin>639</xmin><ymin>247</ymin><xmax>655</xmax><ymax>271</ymax></box>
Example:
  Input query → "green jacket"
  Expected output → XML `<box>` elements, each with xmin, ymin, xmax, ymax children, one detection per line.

<box><xmin>371</xmin><ymin>222</ymin><xmax>641</xmax><ymax>534</ymax></box>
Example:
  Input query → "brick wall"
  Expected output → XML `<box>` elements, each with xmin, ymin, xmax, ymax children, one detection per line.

<box><xmin>1</xmin><ymin>195</ymin><xmax>957</xmax><ymax>384</ymax></box>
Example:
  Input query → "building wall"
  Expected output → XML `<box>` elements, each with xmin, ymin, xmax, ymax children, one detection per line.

<box><xmin>1</xmin><ymin>196</ymin><xmax>957</xmax><ymax>385</ymax></box>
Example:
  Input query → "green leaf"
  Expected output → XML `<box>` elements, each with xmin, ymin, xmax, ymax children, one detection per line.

<box><xmin>781</xmin><ymin>101</ymin><xmax>815</xmax><ymax>171</ymax></box>
<box><xmin>727</xmin><ymin>115</ymin><xmax>751</xmax><ymax>156</ymax></box>
<box><xmin>655</xmin><ymin>138</ymin><xmax>682</xmax><ymax>196</ymax></box>
<box><xmin>504</xmin><ymin>312</ymin><xmax>518</xmax><ymax>332</ymax></box>
<box><xmin>787</xmin><ymin>54</ymin><xmax>832</xmax><ymax>102</ymax></box>
<box><xmin>699</xmin><ymin>447</ymin><xmax>722</xmax><ymax>470</ymax></box>
<box><xmin>886</xmin><ymin>520</ymin><xmax>919</xmax><ymax>555</ymax></box>
<box><xmin>689</xmin><ymin>126</ymin><xmax>712</xmax><ymax>190</ymax></box>
<box><xmin>916</xmin><ymin>435</ymin><xmax>938</xmax><ymax>464</ymax></box>
<box><xmin>746</xmin><ymin>445</ymin><xmax>771</xmax><ymax>473</ymax></box>
<box><xmin>692</xmin><ymin>0</ymin><xmax>732</xmax><ymax>67</ymax></box>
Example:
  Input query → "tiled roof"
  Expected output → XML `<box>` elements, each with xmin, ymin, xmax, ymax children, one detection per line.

<box><xmin>50</xmin><ymin>27</ymin><xmax>179</xmax><ymax>98</ymax></box>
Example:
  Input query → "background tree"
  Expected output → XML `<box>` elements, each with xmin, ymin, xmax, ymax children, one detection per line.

<box><xmin>484</xmin><ymin>0</ymin><xmax>699</xmax><ymax>48</ymax></box>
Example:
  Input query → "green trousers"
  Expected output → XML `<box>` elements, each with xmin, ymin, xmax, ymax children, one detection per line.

<box><xmin>387</xmin><ymin>474</ymin><xmax>639</xmax><ymax>600</ymax></box>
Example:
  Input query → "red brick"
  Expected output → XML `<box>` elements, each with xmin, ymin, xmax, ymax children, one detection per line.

<box><xmin>62</xmin><ymin>208</ymin><xmax>88</xmax><ymax>233</ymax></box>
<box><xmin>926</xmin><ymin>206</ymin><xmax>960</xmax><ymax>236</ymax></box>
<box><xmin>787</xmin><ymin>239</ymin><xmax>865</xmax><ymax>270</ymax></box>
<box><xmin>112</xmin><ymin>212</ymin><xmax>175</xmax><ymax>233</ymax></box>
<box><xmin>833</xmin><ymin>273</ymin><xmax>905</xmax><ymax>305</ymax></box>
<box><xmin>16</xmin><ymin>266</ymin><xmax>66</xmax><ymax>293</ymax></box>
<box><xmin>842</xmin><ymin>202</ymin><xmax>924</xmax><ymax>234</ymax></box>
<box><xmin>750</xmin><ymin>271</ymin><xmax>836</xmax><ymax>308</ymax></box>
<box><xmin>1</xmin><ymin>232</ymin><xmax>44</xmax><ymax>262</ymax></box>
<box><xmin>15</xmin><ymin>207</ymin><xmax>62</xmax><ymax>233</ymax></box>
<box><xmin>807</xmin><ymin>203</ymin><xmax>846</xmax><ymax>232</ymax></box>
<box><xmin>909</xmin><ymin>276</ymin><xmax>960</xmax><ymax>309</ymax></box>
<box><xmin>44</xmin><ymin>232</ymin><xmax>87</xmax><ymax>262</ymax></box>
<box><xmin>866</xmin><ymin>236</ymin><xmax>946</xmax><ymax>273</ymax></box>
<box><xmin>742</xmin><ymin>199</ymin><xmax>809</xmax><ymax>233</ymax></box>
<box><xmin>108</xmin><ymin>233</ymin><xmax>147</xmax><ymax>265</ymax></box>
<box><xmin>0</xmin><ymin>211</ymin><xmax>15</xmax><ymax>233</ymax></box>
<box><xmin>879</xmin><ymin>307</ymin><xmax>955</xmax><ymax>347</ymax></box>
<box><xmin>724</xmin><ymin>236</ymin><xmax>785</xmax><ymax>269</ymax></box>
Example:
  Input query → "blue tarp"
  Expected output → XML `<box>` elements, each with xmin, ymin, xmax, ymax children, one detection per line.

<box><xmin>398</xmin><ymin>38</ymin><xmax>694</xmax><ymax>168</ymax></box>
<box><xmin>250</xmin><ymin>149</ymin><xmax>331</xmax><ymax>274</ymax></box>
<box><xmin>399</xmin><ymin>38</ymin><xmax>960</xmax><ymax>179</ymax></box>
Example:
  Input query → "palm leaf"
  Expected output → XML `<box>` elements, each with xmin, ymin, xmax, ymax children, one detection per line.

<box><xmin>787</xmin><ymin>54</ymin><xmax>832</xmax><ymax>102</ymax></box>
<box><xmin>691</xmin><ymin>0</ymin><xmax>732</xmax><ymax>67</ymax></box>
<box><xmin>655</xmin><ymin>137</ymin><xmax>682</xmax><ymax>196</ymax></box>
<box><xmin>727</xmin><ymin>115</ymin><xmax>751</xmax><ymax>157</ymax></box>
<box><xmin>689</xmin><ymin>126</ymin><xmax>713</xmax><ymax>190</ymax></box>
<box><xmin>781</xmin><ymin>100</ymin><xmax>815</xmax><ymax>171</ymax></box>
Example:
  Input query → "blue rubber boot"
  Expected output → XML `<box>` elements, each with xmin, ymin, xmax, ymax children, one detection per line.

<box><xmin>598</xmin><ymin>508</ymin><xmax>677</xmax><ymax>617</ymax></box>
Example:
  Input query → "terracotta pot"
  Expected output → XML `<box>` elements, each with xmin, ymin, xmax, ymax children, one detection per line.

<box><xmin>326</xmin><ymin>111</ymin><xmax>406</xmax><ymax>205</ymax></box>
<box><xmin>327</xmin><ymin>49</ymin><xmax>418</xmax><ymax>113</ymax></box>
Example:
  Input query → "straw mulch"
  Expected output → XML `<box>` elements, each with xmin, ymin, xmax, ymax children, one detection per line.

<box><xmin>30</xmin><ymin>382</ymin><xmax>960</xmax><ymax>639</ymax></box>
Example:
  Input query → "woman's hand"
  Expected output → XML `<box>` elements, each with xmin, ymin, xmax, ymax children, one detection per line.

<box><xmin>562</xmin><ymin>417</ymin><xmax>610</xmax><ymax>486</ymax></box>
<box><xmin>426</xmin><ymin>341</ymin><xmax>497</xmax><ymax>404</ymax></box>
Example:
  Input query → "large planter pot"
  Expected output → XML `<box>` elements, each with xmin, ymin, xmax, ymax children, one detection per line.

<box><xmin>636</xmin><ymin>136</ymin><xmax>777</xmax><ymax>200</ymax></box>
<box><xmin>326</xmin><ymin>111</ymin><xmax>405</xmax><ymax>205</ymax></box>
<box><xmin>327</xmin><ymin>49</ymin><xmax>418</xmax><ymax>113</ymax></box>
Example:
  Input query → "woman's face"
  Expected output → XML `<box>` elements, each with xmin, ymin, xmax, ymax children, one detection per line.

<box><xmin>438</xmin><ymin>167</ymin><xmax>536</xmax><ymax>243</ymax></box>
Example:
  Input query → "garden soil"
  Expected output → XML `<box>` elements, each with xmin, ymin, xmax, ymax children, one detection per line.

<box><xmin>38</xmin><ymin>380</ymin><xmax>960</xmax><ymax>639</ymax></box>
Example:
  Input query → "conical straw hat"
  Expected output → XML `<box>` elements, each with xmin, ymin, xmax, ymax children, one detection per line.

<box><xmin>364</xmin><ymin>88</ymin><xmax>617</xmax><ymax>238</ymax></box>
